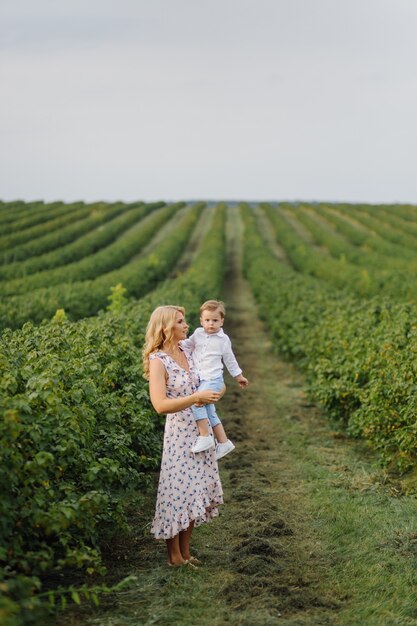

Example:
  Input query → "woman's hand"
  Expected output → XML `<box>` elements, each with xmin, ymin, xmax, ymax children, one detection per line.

<box><xmin>218</xmin><ymin>384</ymin><xmax>226</xmax><ymax>399</ymax></box>
<box><xmin>195</xmin><ymin>389</ymin><xmax>222</xmax><ymax>406</ymax></box>
<box><xmin>194</xmin><ymin>385</ymin><xmax>226</xmax><ymax>406</ymax></box>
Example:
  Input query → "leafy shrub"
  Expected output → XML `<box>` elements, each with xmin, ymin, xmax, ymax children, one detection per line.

<box><xmin>0</xmin><ymin>202</ymin><xmax>226</xmax><ymax>623</ymax></box>
<box><xmin>241</xmin><ymin>203</ymin><xmax>417</xmax><ymax>474</ymax></box>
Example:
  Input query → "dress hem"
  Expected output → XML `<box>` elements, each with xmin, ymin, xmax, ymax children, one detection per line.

<box><xmin>151</xmin><ymin>495</ymin><xmax>224</xmax><ymax>540</ymax></box>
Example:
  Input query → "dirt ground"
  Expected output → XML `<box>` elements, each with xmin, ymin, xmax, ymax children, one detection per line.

<box><xmin>211</xmin><ymin>206</ymin><xmax>341</xmax><ymax>625</ymax></box>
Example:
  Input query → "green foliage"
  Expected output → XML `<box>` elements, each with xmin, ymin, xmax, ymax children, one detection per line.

<box><xmin>0</xmin><ymin>202</ymin><xmax>163</xmax><ymax>289</ymax></box>
<box><xmin>0</xmin><ymin>202</ymin><xmax>143</xmax><ymax>277</ymax></box>
<box><xmin>262</xmin><ymin>203</ymin><xmax>417</xmax><ymax>301</ymax></box>
<box><xmin>0</xmin><ymin>203</ymin><xmax>91</xmax><ymax>260</ymax></box>
<box><xmin>51</xmin><ymin>309</ymin><xmax>67</xmax><ymax>323</ymax></box>
<box><xmin>107</xmin><ymin>283</ymin><xmax>128</xmax><ymax>312</ymax></box>
<box><xmin>241</xmin><ymin>202</ymin><xmax>417</xmax><ymax>475</ymax></box>
<box><xmin>0</xmin><ymin>201</ymin><xmax>71</xmax><ymax>236</ymax></box>
<box><xmin>0</xmin><ymin>202</ymin><xmax>226</xmax><ymax>624</ymax></box>
<box><xmin>8</xmin><ymin>194</ymin><xmax>417</xmax><ymax>621</ymax></box>
<box><xmin>0</xmin><ymin>203</ymin><xmax>200</xmax><ymax>329</ymax></box>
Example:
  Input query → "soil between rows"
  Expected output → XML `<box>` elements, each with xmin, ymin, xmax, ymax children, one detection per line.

<box><xmin>213</xmin><ymin>206</ymin><xmax>340</xmax><ymax>625</ymax></box>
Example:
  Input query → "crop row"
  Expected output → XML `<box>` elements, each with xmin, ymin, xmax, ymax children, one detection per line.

<box><xmin>285</xmin><ymin>205</ymin><xmax>416</xmax><ymax>269</ymax></box>
<box><xmin>0</xmin><ymin>202</ymin><xmax>165</xmax><ymax>280</ymax></box>
<box><xmin>0</xmin><ymin>203</ymin><xmax>202</xmax><ymax>330</ymax></box>
<box><xmin>0</xmin><ymin>200</ymin><xmax>44</xmax><ymax>222</ymax></box>
<box><xmin>281</xmin><ymin>202</ymin><xmax>417</xmax><ymax>262</ymax></box>
<box><xmin>0</xmin><ymin>203</ymin><xmax>96</xmax><ymax>255</ymax></box>
<box><xmin>311</xmin><ymin>204</ymin><xmax>372</xmax><ymax>246</ymax></box>
<box><xmin>243</xmin><ymin>203</ymin><xmax>417</xmax><ymax>474</ymax></box>
<box><xmin>0</xmin><ymin>201</ymin><xmax>78</xmax><ymax>232</ymax></box>
<box><xmin>262</xmin><ymin>204</ymin><xmax>417</xmax><ymax>301</ymax></box>
<box><xmin>0</xmin><ymin>203</ymin><xmax>226</xmax><ymax>624</ymax></box>
<box><xmin>381</xmin><ymin>203</ymin><xmax>417</xmax><ymax>223</ymax></box>
<box><xmin>333</xmin><ymin>203</ymin><xmax>417</xmax><ymax>251</ymax></box>
<box><xmin>366</xmin><ymin>204</ymin><xmax>417</xmax><ymax>239</ymax></box>
<box><xmin>0</xmin><ymin>203</ymin><xmax>176</xmax><ymax>295</ymax></box>
<box><xmin>0</xmin><ymin>202</ymin><xmax>131</xmax><ymax>267</ymax></box>
<box><xmin>261</xmin><ymin>203</ymin><xmax>376</xmax><ymax>296</ymax></box>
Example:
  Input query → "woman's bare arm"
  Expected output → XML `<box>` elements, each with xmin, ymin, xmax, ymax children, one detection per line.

<box><xmin>149</xmin><ymin>358</ymin><xmax>221</xmax><ymax>414</ymax></box>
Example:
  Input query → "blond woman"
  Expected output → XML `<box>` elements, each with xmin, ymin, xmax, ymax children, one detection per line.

<box><xmin>143</xmin><ymin>305</ymin><xmax>224</xmax><ymax>567</ymax></box>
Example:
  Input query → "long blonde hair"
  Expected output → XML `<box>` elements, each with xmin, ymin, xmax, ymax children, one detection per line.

<box><xmin>142</xmin><ymin>305</ymin><xmax>185</xmax><ymax>379</ymax></box>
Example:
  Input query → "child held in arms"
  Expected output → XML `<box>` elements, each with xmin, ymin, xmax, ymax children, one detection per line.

<box><xmin>181</xmin><ymin>300</ymin><xmax>249</xmax><ymax>460</ymax></box>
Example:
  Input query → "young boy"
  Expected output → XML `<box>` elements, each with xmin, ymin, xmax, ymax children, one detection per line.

<box><xmin>181</xmin><ymin>299</ymin><xmax>248</xmax><ymax>460</ymax></box>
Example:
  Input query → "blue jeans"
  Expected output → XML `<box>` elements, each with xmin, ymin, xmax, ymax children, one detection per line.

<box><xmin>191</xmin><ymin>376</ymin><xmax>223</xmax><ymax>427</ymax></box>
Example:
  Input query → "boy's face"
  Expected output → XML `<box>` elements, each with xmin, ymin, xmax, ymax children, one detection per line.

<box><xmin>200</xmin><ymin>308</ymin><xmax>224</xmax><ymax>334</ymax></box>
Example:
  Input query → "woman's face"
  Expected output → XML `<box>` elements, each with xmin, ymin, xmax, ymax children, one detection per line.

<box><xmin>171</xmin><ymin>311</ymin><xmax>189</xmax><ymax>342</ymax></box>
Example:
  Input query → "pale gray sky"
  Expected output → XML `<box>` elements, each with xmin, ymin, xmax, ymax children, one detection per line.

<box><xmin>2</xmin><ymin>0</ymin><xmax>417</xmax><ymax>203</ymax></box>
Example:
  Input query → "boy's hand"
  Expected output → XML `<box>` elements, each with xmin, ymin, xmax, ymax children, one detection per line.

<box><xmin>235</xmin><ymin>374</ymin><xmax>249</xmax><ymax>388</ymax></box>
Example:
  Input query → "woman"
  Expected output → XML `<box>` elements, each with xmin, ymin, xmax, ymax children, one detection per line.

<box><xmin>143</xmin><ymin>305</ymin><xmax>224</xmax><ymax>567</ymax></box>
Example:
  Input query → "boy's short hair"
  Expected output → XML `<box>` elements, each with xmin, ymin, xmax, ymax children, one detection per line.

<box><xmin>200</xmin><ymin>299</ymin><xmax>226</xmax><ymax>319</ymax></box>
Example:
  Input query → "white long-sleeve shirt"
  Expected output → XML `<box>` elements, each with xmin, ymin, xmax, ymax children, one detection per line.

<box><xmin>181</xmin><ymin>327</ymin><xmax>242</xmax><ymax>380</ymax></box>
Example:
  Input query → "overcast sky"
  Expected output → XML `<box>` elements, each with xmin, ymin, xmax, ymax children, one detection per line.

<box><xmin>2</xmin><ymin>0</ymin><xmax>417</xmax><ymax>203</ymax></box>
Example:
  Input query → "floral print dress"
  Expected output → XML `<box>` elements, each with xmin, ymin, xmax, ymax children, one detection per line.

<box><xmin>150</xmin><ymin>348</ymin><xmax>223</xmax><ymax>539</ymax></box>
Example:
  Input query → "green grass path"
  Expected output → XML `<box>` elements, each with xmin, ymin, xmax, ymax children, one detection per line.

<box><xmin>57</xmin><ymin>206</ymin><xmax>417</xmax><ymax>626</ymax></box>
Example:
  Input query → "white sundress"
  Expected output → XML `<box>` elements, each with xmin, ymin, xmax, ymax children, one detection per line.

<box><xmin>150</xmin><ymin>348</ymin><xmax>224</xmax><ymax>539</ymax></box>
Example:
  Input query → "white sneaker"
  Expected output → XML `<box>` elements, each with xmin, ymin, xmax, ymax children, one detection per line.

<box><xmin>192</xmin><ymin>435</ymin><xmax>215</xmax><ymax>453</ymax></box>
<box><xmin>215</xmin><ymin>440</ymin><xmax>235</xmax><ymax>460</ymax></box>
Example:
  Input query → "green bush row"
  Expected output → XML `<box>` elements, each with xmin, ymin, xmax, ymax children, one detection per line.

<box><xmin>0</xmin><ymin>200</ymin><xmax>46</xmax><ymax>224</ymax></box>
<box><xmin>365</xmin><ymin>204</ymin><xmax>417</xmax><ymax>239</ymax></box>
<box><xmin>262</xmin><ymin>203</ymin><xmax>417</xmax><ymax>301</ymax></box>
<box><xmin>0</xmin><ymin>203</ymin><xmax>226</xmax><ymax>625</ymax></box>
<box><xmin>0</xmin><ymin>201</ymin><xmax>72</xmax><ymax>232</ymax></box>
<box><xmin>0</xmin><ymin>203</ymin><xmax>173</xmax><ymax>295</ymax></box>
<box><xmin>0</xmin><ymin>203</ymin><xmax>132</xmax><ymax>270</ymax></box>
<box><xmin>290</xmin><ymin>205</ymin><xmax>415</xmax><ymax>269</ymax></box>
<box><xmin>379</xmin><ymin>203</ymin><xmax>417</xmax><ymax>223</ymax></box>
<box><xmin>242</xmin><ymin>203</ymin><xmax>417</xmax><ymax>473</ymax></box>
<box><xmin>335</xmin><ymin>203</ymin><xmax>417</xmax><ymax>251</ymax></box>
<box><xmin>309</xmin><ymin>203</ymin><xmax>417</xmax><ymax>273</ymax></box>
<box><xmin>261</xmin><ymin>203</ymin><xmax>373</xmax><ymax>295</ymax></box>
<box><xmin>0</xmin><ymin>204</ymin><xmax>93</xmax><ymax>257</ymax></box>
<box><xmin>0</xmin><ymin>203</ymin><xmax>201</xmax><ymax>329</ymax></box>
<box><xmin>0</xmin><ymin>202</ymin><xmax>164</xmax><ymax>281</ymax></box>
<box><xmin>284</xmin><ymin>202</ymin><xmax>417</xmax><ymax>261</ymax></box>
